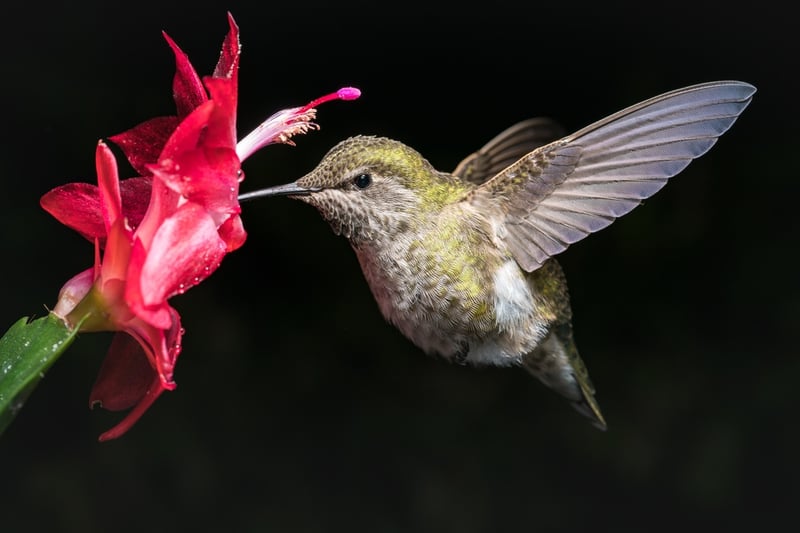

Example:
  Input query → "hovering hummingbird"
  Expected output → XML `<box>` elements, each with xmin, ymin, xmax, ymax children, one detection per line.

<box><xmin>240</xmin><ymin>81</ymin><xmax>755</xmax><ymax>429</ymax></box>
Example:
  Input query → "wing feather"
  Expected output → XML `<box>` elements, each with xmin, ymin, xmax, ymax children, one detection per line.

<box><xmin>453</xmin><ymin>117</ymin><xmax>565</xmax><ymax>184</ymax></box>
<box><xmin>472</xmin><ymin>81</ymin><xmax>755</xmax><ymax>272</ymax></box>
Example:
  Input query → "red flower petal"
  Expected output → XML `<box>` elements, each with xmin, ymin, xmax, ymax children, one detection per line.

<box><xmin>202</xmin><ymin>76</ymin><xmax>238</xmax><ymax>149</ymax></box>
<box><xmin>40</xmin><ymin>182</ymin><xmax>105</xmax><ymax>242</ymax></box>
<box><xmin>96</xmin><ymin>141</ymin><xmax>122</xmax><ymax>231</ymax></box>
<box><xmin>90</xmin><ymin>306</ymin><xmax>184</xmax><ymax>441</ymax></box>
<box><xmin>138</xmin><ymin>304</ymin><xmax>183</xmax><ymax>389</ymax></box>
<box><xmin>212</xmin><ymin>13</ymin><xmax>240</xmax><ymax>81</ymax></box>
<box><xmin>142</xmin><ymin>204</ymin><xmax>227</xmax><ymax>301</ymax></box>
<box><xmin>218</xmin><ymin>213</ymin><xmax>246</xmax><ymax>252</ymax></box>
<box><xmin>125</xmin><ymin>240</ymin><xmax>171</xmax><ymax>330</ymax></box>
<box><xmin>96</xmin><ymin>377</ymin><xmax>166</xmax><ymax>442</ymax></box>
<box><xmin>126</xmin><ymin>203</ymin><xmax>226</xmax><ymax>329</ymax></box>
<box><xmin>99</xmin><ymin>218</ymin><xmax>133</xmax><ymax>286</ymax></box>
<box><xmin>162</xmin><ymin>32</ymin><xmax>207</xmax><ymax>118</ymax></box>
<box><xmin>110</xmin><ymin>116</ymin><xmax>180</xmax><ymax>176</ymax></box>
<box><xmin>90</xmin><ymin>332</ymin><xmax>153</xmax><ymax>412</ymax></box>
<box><xmin>157</xmin><ymin>100</ymin><xmax>215</xmax><ymax>163</ymax></box>
<box><xmin>155</xmin><ymin>148</ymin><xmax>240</xmax><ymax>214</ymax></box>
<box><xmin>119</xmin><ymin>177</ymin><xmax>153</xmax><ymax>230</ymax></box>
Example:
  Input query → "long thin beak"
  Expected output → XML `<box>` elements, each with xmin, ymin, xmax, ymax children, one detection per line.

<box><xmin>238</xmin><ymin>182</ymin><xmax>318</xmax><ymax>202</ymax></box>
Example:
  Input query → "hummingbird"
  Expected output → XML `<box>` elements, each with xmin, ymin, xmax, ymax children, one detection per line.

<box><xmin>240</xmin><ymin>81</ymin><xmax>755</xmax><ymax>429</ymax></box>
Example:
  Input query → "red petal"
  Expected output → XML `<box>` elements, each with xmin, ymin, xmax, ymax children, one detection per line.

<box><xmin>96</xmin><ymin>378</ymin><xmax>166</xmax><ymax>442</ymax></box>
<box><xmin>96</xmin><ymin>141</ymin><xmax>122</xmax><ymax>231</ymax></box>
<box><xmin>40</xmin><ymin>182</ymin><xmax>105</xmax><ymax>243</ymax></box>
<box><xmin>126</xmin><ymin>204</ymin><xmax>226</xmax><ymax>328</ymax></box>
<box><xmin>97</xmin><ymin>142</ymin><xmax>135</xmax><ymax>284</ymax></box>
<box><xmin>203</xmin><ymin>77</ymin><xmax>238</xmax><ymax>149</ymax></box>
<box><xmin>125</xmin><ymin>239</ymin><xmax>172</xmax><ymax>330</ymax></box>
<box><xmin>127</xmin><ymin>175</ymin><xmax>180</xmax><ymax>254</ymax></box>
<box><xmin>141</xmin><ymin>204</ymin><xmax>227</xmax><ymax>302</ymax></box>
<box><xmin>110</xmin><ymin>116</ymin><xmax>180</xmax><ymax>176</ymax></box>
<box><xmin>119</xmin><ymin>177</ymin><xmax>153</xmax><ymax>230</ymax></box>
<box><xmin>91</xmin><ymin>308</ymin><xmax>184</xmax><ymax>441</ymax></box>
<box><xmin>218</xmin><ymin>214</ymin><xmax>246</xmax><ymax>252</ymax></box>
<box><xmin>158</xmin><ymin>101</ymin><xmax>214</xmax><ymax>163</ymax></box>
<box><xmin>99</xmin><ymin>217</ymin><xmax>133</xmax><ymax>285</ymax></box>
<box><xmin>125</xmin><ymin>307</ymin><xmax>182</xmax><ymax>389</ymax></box>
<box><xmin>155</xmin><ymin>147</ymin><xmax>240</xmax><ymax>214</ymax></box>
<box><xmin>90</xmin><ymin>332</ymin><xmax>153</xmax><ymax>412</ymax></box>
<box><xmin>162</xmin><ymin>31</ymin><xmax>207</xmax><ymax>117</ymax></box>
<box><xmin>212</xmin><ymin>13</ymin><xmax>240</xmax><ymax>82</ymax></box>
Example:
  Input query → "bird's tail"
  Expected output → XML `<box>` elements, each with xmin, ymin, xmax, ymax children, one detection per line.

<box><xmin>522</xmin><ymin>324</ymin><xmax>607</xmax><ymax>430</ymax></box>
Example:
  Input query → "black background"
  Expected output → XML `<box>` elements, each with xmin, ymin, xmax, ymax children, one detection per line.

<box><xmin>2</xmin><ymin>1</ymin><xmax>797</xmax><ymax>532</ymax></box>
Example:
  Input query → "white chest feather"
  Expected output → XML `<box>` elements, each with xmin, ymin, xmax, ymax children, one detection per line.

<box><xmin>465</xmin><ymin>259</ymin><xmax>549</xmax><ymax>367</ymax></box>
<box><xmin>492</xmin><ymin>260</ymin><xmax>535</xmax><ymax>331</ymax></box>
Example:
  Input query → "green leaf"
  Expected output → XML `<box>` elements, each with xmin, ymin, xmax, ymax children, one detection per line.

<box><xmin>0</xmin><ymin>314</ymin><xmax>80</xmax><ymax>437</ymax></box>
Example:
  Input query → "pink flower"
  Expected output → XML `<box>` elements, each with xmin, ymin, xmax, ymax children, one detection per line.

<box><xmin>41</xmin><ymin>13</ymin><xmax>359</xmax><ymax>440</ymax></box>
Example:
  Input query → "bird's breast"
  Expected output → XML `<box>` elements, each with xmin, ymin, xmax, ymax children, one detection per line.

<box><xmin>352</xmin><ymin>210</ymin><xmax>536</xmax><ymax>359</ymax></box>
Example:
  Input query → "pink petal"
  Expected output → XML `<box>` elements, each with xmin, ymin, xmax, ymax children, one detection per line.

<box><xmin>40</xmin><ymin>182</ymin><xmax>105</xmax><ymax>243</ymax></box>
<box><xmin>53</xmin><ymin>267</ymin><xmax>95</xmax><ymax>319</ymax></box>
<box><xmin>218</xmin><ymin>213</ymin><xmax>246</xmax><ymax>252</ymax></box>
<box><xmin>99</xmin><ymin>216</ymin><xmax>133</xmax><ymax>284</ymax></box>
<box><xmin>202</xmin><ymin>77</ymin><xmax>238</xmax><ymax>149</ymax></box>
<box><xmin>125</xmin><ymin>240</ymin><xmax>172</xmax><ymax>330</ymax></box>
<box><xmin>157</xmin><ymin>100</ymin><xmax>214</xmax><ymax>163</ymax></box>
<box><xmin>154</xmin><ymin>148</ymin><xmax>240</xmax><ymax>214</ymax></box>
<box><xmin>141</xmin><ymin>204</ymin><xmax>227</xmax><ymax>301</ymax></box>
<box><xmin>126</xmin><ymin>204</ymin><xmax>226</xmax><ymax>328</ymax></box>
<box><xmin>122</xmin><ymin>299</ymin><xmax>183</xmax><ymax>387</ymax></box>
<box><xmin>96</xmin><ymin>141</ymin><xmax>122</xmax><ymax>231</ymax></box>
<box><xmin>110</xmin><ymin>116</ymin><xmax>180</xmax><ymax>176</ymax></box>
<box><xmin>128</xmin><ymin>175</ymin><xmax>180</xmax><ymax>254</ymax></box>
<box><xmin>135</xmin><ymin>305</ymin><xmax>183</xmax><ymax>390</ymax></box>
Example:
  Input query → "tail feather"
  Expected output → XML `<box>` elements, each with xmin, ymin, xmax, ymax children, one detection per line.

<box><xmin>522</xmin><ymin>327</ymin><xmax>607</xmax><ymax>430</ymax></box>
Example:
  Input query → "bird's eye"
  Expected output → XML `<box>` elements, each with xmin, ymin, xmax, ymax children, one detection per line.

<box><xmin>353</xmin><ymin>173</ymin><xmax>372</xmax><ymax>189</ymax></box>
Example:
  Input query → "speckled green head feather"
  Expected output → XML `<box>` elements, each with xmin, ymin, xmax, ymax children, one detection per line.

<box><xmin>289</xmin><ymin>136</ymin><xmax>471</xmax><ymax>242</ymax></box>
<box><xmin>298</xmin><ymin>136</ymin><xmax>468</xmax><ymax>209</ymax></box>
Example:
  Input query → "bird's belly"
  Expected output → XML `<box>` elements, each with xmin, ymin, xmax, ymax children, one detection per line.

<box><xmin>465</xmin><ymin>259</ymin><xmax>549</xmax><ymax>366</ymax></box>
<box><xmin>354</xmin><ymin>239</ymin><xmax>498</xmax><ymax>358</ymax></box>
<box><xmin>356</xmin><ymin>243</ymin><xmax>550</xmax><ymax>365</ymax></box>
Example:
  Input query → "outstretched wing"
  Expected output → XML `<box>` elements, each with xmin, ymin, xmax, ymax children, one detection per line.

<box><xmin>453</xmin><ymin>118</ymin><xmax>565</xmax><ymax>185</ymax></box>
<box><xmin>470</xmin><ymin>81</ymin><xmax>756</xmax><ymax>272</ymax></box>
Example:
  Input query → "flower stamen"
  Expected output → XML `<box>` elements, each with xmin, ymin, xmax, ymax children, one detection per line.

<box><xmin>235</xmin><ymin>87</ymin><xmax>360</xmax><ymax>160</ymax></box>
<box><xmin>297</xmin><ymin>87</ymin><xmax>361</xmax><ymax>114</ymax></box>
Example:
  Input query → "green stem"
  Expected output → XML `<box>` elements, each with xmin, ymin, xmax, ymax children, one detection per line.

<box><xmin>0</xmin><ymin>313</ymin><xmax>83</xmax><ymax>438</ymax></box>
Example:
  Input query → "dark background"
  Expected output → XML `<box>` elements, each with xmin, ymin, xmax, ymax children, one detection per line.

<box><xmin>2</xmin><ymin>1</ymin><xmax>796</xmax><ymax>531</ymax></box>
